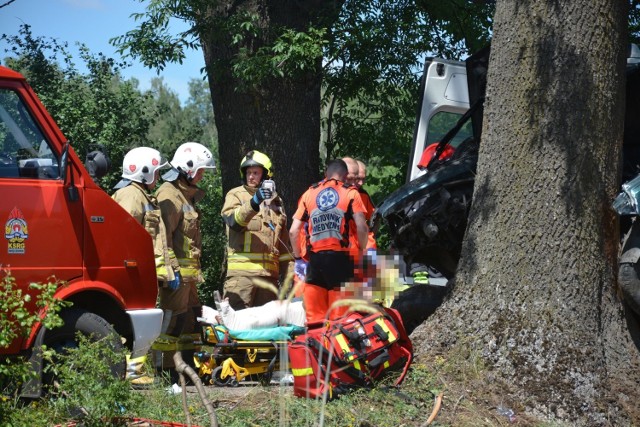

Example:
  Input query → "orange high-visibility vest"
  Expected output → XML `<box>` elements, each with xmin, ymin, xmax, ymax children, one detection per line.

<box><xmin>293</xmin><ymin>179</ymin><xmax>366</xmax><ymax>253</ymax></box>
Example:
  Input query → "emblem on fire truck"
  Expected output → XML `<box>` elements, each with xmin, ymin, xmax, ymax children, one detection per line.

<box><xmin>5</xmin><ymin>207</ymin><xmax>28</xmax><ymax>254</ymax></box>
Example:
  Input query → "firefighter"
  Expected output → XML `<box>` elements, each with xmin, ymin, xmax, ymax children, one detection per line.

<box><xmin>221</xmin><ymin>149</ymin><xmax>293</xmax><ymax>310</ymax></box>
<box><xmin>155</xmin><ymin>142</ymin><xmax>215</xmax><ymax>375</ymax></box>
<box><xmin>289</xmin><ymin>159</ymin><xmax>368</xmax><ymax>324</ymax></box>
<box><xmin>112</xmin><ymin>146</ymin><xmax>176</xmax><ymax>386</ymax></box>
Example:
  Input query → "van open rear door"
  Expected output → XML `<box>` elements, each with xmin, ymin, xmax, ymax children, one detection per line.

<box><xmin>407</xmin><ymin>58</ymin><xmax>471</xmax><ymax>183</ymax></box>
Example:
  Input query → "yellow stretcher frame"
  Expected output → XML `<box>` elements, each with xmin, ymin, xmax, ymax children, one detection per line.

<box><xmin>195</xmin><ymin>322</ymin><xmax>295</xmax><ymax>386</ymax></box>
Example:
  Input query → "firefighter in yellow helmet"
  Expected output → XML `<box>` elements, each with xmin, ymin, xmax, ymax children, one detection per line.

<box><xmin>155</xmin><ymin>142</ymin><xmax>215</xmax><ymax>377</ymax></box>
<box><xmin>221</xmin><ymin>149</ymin><xmax>293</xmax><ymax>309</ymax></box>
<box><xmin>112</xmin><ymin>146</ymin><xmax>174</xmax><ymax>386</ymax></box>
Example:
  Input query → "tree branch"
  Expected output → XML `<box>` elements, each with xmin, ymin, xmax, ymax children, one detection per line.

<box><xmin>0</xmin><ymin>0</ymin><xmax>16</xmax><ymax>9</ymax></box>
<box><xmin>173</xmin><ymin>351</ymin><xmax>218</xmax><ymax>427</ymax></box>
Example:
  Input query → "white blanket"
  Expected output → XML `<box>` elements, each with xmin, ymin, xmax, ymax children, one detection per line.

<box><xmin>201</xmin><ymin>299</ymin><xmax>306</xmax><ymax>330</ymax></box>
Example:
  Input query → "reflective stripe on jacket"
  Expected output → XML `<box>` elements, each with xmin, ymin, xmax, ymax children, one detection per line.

<box><xmin>221</xmin><ymin>185</ymin><xmax>292</xmax><ymax>278</ymax></box>
<box><xmin>293</xmin><ymin>179</ymin><xmax>366</xmax><ymax>253</ymax></box>
<box><xmin>112</xmin><ymin>182</ymin><xmax>176</xmax><ymax>282</ymax></box>
<box><xmin>157</xmin><ymin>177</ymin><xmax>205</xmax><ymax>283</ymax></box>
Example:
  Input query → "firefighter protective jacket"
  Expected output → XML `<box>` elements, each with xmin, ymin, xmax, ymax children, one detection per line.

<box><xmin>293</xmin><ymin>179</ymin><xmax>366</xmax><ymax>253</ymax></box>
<box><xmin>112</xmin><ymin>182</ymin><xmax>176</xmax><ymax>283</ymax></box>
<box><xmin>221</xmin><ymin>185</ymin><xmax>293</xmax><ymax>279</ymax></box>
<box><xmin>156</xmin><ymin>177</ymin><xmax>205</xmax><ymax>283</ymax></box>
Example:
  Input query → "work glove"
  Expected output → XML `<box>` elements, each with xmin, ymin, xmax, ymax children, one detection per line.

<box><xmin>250</xmin><ymin>187</ymin><xmax>273</xmax><ymax>211</ymax></box>
<box><xmin>167</xmin><ymin>271</ymin><xmax>182</xmax><ymax>291</ymax></box>
<box><xmin>294</xmin><ymin>258</ymin><xmax>308</xmax><ymax>280</ymax></box>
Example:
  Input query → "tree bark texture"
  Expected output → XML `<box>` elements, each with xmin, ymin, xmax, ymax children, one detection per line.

<box><xmin>411</xmin><ymin>1</ymin><xmax>640</xmax><ymax>424</ymax></box>
<box><xmin>197</xmin><ymin>1</ymin><xmax>344</xmax><ymax>215</ymax></box>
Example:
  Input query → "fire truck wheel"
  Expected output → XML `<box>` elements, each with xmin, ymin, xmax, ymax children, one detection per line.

<box><xmin>42</xmin><ymin>309</ymin><xmax>125</xmax><ymax>389</ymax></box>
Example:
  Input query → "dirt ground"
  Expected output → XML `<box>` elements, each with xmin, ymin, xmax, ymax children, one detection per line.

<box><xmin>182</xmin><ymin>378</ymin><xmax>293</xmax><ymax>402</ymax></box>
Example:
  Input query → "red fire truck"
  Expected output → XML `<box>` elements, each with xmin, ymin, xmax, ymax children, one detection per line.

<box><xmin>0</xmin><ymin>65</ymin><xmax>162</xmax><ymax>396</ymax></box>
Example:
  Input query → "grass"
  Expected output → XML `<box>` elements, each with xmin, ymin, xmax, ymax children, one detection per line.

<box><xmin>130</xmin><ymin>364</ymin><xmax>442</xmax><ymax>427</ymax></box>
<box><xmin>3</xmin><ymin>340</ymin><xmax>570</xmax><ymax>427</ymax></box>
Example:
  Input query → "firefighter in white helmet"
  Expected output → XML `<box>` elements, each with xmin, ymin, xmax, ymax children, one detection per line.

<box><xmin>221</xmin><ymin>149</ymin><xmax>293</xmax><ymax>309</ymax></box>
<box><xmin>112</xmin><ymin>146</ymin><xmax>175</xmax><ymax>386</ymax></box>
<box><xmin>155</xmin><ymin>142</ymin><xmax>215</xmax><ymax>378</ymax></box>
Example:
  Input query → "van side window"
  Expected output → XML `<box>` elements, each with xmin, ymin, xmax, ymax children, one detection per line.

<box><xmin>0</xmin><ymin>89</ymin><xmax>59</xmax><ymax>179</ymax></box>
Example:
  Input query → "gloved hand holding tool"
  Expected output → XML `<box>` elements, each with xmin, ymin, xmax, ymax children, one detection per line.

<box><xmin>250</xmin><ymin>186</ymin><xmax>273</xmax><ymax>211</ymax></box>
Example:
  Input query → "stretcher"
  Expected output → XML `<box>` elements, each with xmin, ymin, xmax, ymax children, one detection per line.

<box><xmin>195</xmin><ymin>320</ymin><xmax>305</xmax><ymax>386</ymax></box>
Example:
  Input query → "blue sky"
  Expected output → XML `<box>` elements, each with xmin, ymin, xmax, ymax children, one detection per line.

<box><xmin>0</xmin><ymin>0</ymin><xmax>204</xmax><ymax>103</ymax></box>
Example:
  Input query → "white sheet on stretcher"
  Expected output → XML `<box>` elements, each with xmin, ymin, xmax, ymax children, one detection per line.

<box><xmin>201</xmin><ymin>299</ymin><xmax>306</xmax><ymax>330</ymax></box>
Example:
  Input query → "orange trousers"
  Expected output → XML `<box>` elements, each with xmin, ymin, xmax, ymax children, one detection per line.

<box><xmin>302</xmin><ymin>284</ymin><xmax>350</xmax><ymax>324</ymax></box>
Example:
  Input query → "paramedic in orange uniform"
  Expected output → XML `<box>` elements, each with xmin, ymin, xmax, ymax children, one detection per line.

<box><xmin>289</xmin><ymin>159</ymin><xmax>368</xmax><ymax>323</ymax></box>
<box><xmin>355</xmin><ymin>159</ymin><xmax>377</xmax><ymax>250</ymax></box>
<box><xmin>342</xmin><ymin>157</ymin><xmax>376</xmax><ymax>251</ymax></box>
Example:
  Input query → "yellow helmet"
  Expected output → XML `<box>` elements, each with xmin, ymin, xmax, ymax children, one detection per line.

<box><xmin>239</xmin><ymin>150</ymin><xmax>273</xmax><ymax>180</ymax></box>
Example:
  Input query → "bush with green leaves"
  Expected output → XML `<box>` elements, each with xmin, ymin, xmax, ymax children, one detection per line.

<box><xmin>44</xmin><ymin>334</ymin><xmax>141</xmax><ymax>427</ymax></box>
<box><xmin>0</xmin><ymin>271</ymin><xmax>70</xmax><ymax>421</ymax></box>
<box><xmin>4</xmin><ymin>334</ymin><xmax>144</xmax><ymax>427</ymax></box>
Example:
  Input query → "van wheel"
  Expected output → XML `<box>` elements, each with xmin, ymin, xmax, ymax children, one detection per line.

<box><xmin>43</xmin><ymin>309</ymin><xmax>125</xmax><ymax>388</ymax></box>
<box><xmin>391</xmin><ymin>284</ymin><xmax>449</xmax><ymax>335</ymax></box>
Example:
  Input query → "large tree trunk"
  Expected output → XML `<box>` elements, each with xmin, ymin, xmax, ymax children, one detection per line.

<box><xmin>412</xmin><ymin>1</ymin><xmax>640</xmax><ymax>424</ymax></box>
<box><xmin>197</xmin><ymin>1</ymin><xmax>343</xmax><ymax>215</ymax></box>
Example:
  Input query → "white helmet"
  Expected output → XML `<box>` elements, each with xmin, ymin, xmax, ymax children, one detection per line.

<box><xmin>170</xmin><ymin>142</ymin><xmax>216</xmax><ymax>179</ymax></box>
<box><xmin>121</xmin><ymin>147</ymin><xmax>167</xmax><ymax>185</ymax></box>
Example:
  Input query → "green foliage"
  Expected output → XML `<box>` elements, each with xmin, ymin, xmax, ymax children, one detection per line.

<box><xmin>232</xmin><ymin>25</ymin><xmax>328</xmax><ymax>88</ymax></box>
<box><xmin>183</xmin><ymin>78</ymin><xmax>218</xmax><ymax>149</ymax></box>
<box><xmin>197</xmin><ymin>172</ymin><xmax>227</xmax><ymax>306</ymax></box>
<box><xmin>6</xmin><ymin>335</ymin><xmax>142</xmax><ymax>427</ymax></box>
<box><xmin>628</xmin><ymin>1</ymin><xmax>640</xmax><ymax>45</ymax></box>
<box><xmin>1</xmin><ymin>24</ymin><xmax>157</xmax><ymax>190</ymax></box>
<box><xmin>45</xmin><ymin>335</ymin><xmax>137</xmax><ymax>426</ymax></box>
<box><xmin>416</xmin><ymin>0</ymin><xmax>494</xmax><ymax>55</ymax></box>
<box><xmin>110</xmin><ymin>0</ymin><xmax>201</xmax><ymax>71</ymax></box>
<box><xmin>0</xmin><ymin>271</ymin><xmax>70</xmax><ymax>421</ymax></box>
<box><xmin>146</xmin><ymin>76</ymin><xmax>217</xmax><ymax>159</ymax></box>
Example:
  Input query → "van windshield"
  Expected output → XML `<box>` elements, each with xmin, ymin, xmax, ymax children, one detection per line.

<box><xmin>426</xmin><ymin>111</ymin><xmax>473</xmax><ymax>149</ymax></box>
<box><xmin>0</xmin><ymin>89</ymin><xmax>59</xmax><ymax>179</ymax></box>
